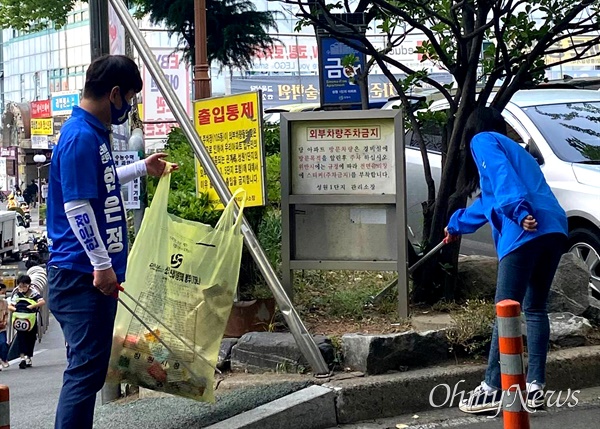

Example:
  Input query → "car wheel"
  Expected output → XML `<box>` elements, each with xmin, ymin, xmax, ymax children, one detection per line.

<box><xmin>568</xmin><ymin>228</ymin><xmax>600</xmax><ymax>299</ymax></box>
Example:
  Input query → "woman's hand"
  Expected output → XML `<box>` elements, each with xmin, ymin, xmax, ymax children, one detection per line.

<box><xmin>444</xmin><ymin>227</ymin><xmax>460</xmax><ymax>244</ymax></box>
<box><xmin>522</xmin><ymin>215</ymin><xmax>538</xmax><ymax>232</ymax></box>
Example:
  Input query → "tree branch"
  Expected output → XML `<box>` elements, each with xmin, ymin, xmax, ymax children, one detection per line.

<box><xmin>494</xmin><ymin>0</ymin><xmax>595</xmax><ymax>107</ymax></box>
<box><xmin>289</xmin><ymin>1</ymin><xmax>454</xmax><ymax>102</ymax></box>
<box><xmin>369</xmin><ymin>0</ymin><xmax>457</xmax><ymax>71</ymax></box>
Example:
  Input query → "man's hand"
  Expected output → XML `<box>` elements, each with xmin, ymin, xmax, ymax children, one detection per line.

<box><xmin>444</xmin><ymin>227</ymin><xmax>460</xmax><ymax>244</ymax></box>
<box><xmin>144</xmin><ymin>153</ymin><xmax>179</xmax><ymax>177</ymax></box>
<box><xmin>522</xmin><ymin>215</ymin><xmax>538</xmax><ymax>232</ymax></box>
<box><xmin>94</xmin><ymin>267</ymin><xmax>118</xmax><ymax>296</ymax></box>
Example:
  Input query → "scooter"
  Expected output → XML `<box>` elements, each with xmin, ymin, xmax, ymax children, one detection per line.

<box><xmin>24</xmin><ymin>235</ymin><xmax>50</xmax><ymax>268</ymax></box>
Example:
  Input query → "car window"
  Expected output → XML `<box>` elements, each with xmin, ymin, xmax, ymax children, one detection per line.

<box><xmin>405</xmin><ymin>106</ymin><xmax>526</xmax><ymax>154</ymax></box>
<box><xmin>408</xmin><ymin>122</ymin><xmax>444</xmax><ymax>152</ymax></box>
<box><xmin>505</xmin><ymin>123</ymin><xmax>525</xmax><ymax>145</ymax></box>
<box><xmin>523</xmin><ymin>102</ymin><xmax>600</xmax><ymax>162</ymax></box>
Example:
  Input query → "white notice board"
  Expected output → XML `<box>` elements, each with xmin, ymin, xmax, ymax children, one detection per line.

<box><xmin>291</xmin><ymin>118</ymin><xmax>396</xmax><ymax>195</ymax></box>
<box><xmin>113</xmin><ymin>151</ymin><xmax>141</xmax><ymax>210</ymax></box>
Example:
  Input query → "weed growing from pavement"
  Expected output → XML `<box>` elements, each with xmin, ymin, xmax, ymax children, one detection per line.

<box><xmin>446</xmin><ymin>299</ymin><xmax>496</xmax><ymax>357</ymax></box>
<box><xmin>293</xmin><ymin>270</ymin><xmax>400</xmax><ymax>319</ymax></box>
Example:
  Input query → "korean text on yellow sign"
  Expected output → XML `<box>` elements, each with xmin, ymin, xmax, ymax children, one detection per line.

<box><xmin>193</xmin><ymin>92</ymin><xmax>265</xmax><ymax>209</ymax></box>
<box><xmin>30</xmin><ymin>118</ymin><xmax>54</xmax><ymax>136</ymax></box>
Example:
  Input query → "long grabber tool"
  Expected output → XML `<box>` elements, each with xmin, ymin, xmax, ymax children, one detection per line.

<box><xmin>115</xmin><ymin>285</ymin><xmax>220</xmax><ymax>374</ymax></box>
<box><xmin>367</xmin><ymin>239</ymin><xmax>449</xmax><ymax>306</ymax></box>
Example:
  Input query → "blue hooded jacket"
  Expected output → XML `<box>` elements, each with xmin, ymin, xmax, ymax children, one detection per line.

<box><xmin>447</xmin><ymin>131</ymin><xmax>568</xmax><ymax>261</ymax></box>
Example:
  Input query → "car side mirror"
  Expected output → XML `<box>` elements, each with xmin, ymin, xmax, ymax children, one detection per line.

<box><xmin>525</xmin><ymin>138</ymin><xmax>544</xmax><ymax>166</ymax></box>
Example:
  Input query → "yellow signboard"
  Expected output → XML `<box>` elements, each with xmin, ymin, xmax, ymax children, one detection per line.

<box><xmin>193</xmin><ymin>92</ymin><xmax>265</xmax><ymax>209</ymax></box>
<box><xmin>31</xmin><ymin>118</ymin><xmax>53</xmax><ymax>135</ymax></box>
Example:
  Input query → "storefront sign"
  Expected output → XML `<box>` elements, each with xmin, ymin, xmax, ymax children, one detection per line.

<box><xmin>0</xmin><ymin>158</ymin><xmax>6</xmax><ymax>192</ymax></box>
<box><xmin>31</xmin><ymin>118</ymin><xmax>54</xmax><ymax>136</ymax></box>
<box><xmin>319</xmin><ymin>37</ymin><xmax>366</xmax><ymax>107</ymax></box>
<box><xmin>51</xmin><ymin>91</ymin><xmax>80</xmax><ymax>116</ymax></box>
<box><xmin>231</xmin><ymin>73</ymin><xmax>453</xmax><ymax>109</ymax></box>
<box><xmin>142</xmin><ymin>49</ymin><xmax>191</xmax><ymax>141</ymax></box>
<box><xmin>31</xmin><ymin>135</ymin><xmax>49</xmax><ymax>149</ymax></box>
<box><xmin>31</xmin><ymin>100</ymin><xmax>51</xmax><ymax>119</ymax></box>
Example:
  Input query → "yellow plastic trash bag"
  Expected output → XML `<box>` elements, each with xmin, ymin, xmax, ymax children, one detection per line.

<box><xmin>108</xmin><ymin>173</ymin><xmax>246</xmax><ymax>402</ymax></box>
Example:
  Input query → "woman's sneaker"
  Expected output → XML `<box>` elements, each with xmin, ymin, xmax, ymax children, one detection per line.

<box><xmin>25</xmin><ymin>357</ymin><xmax>32</xmax><ymax>367</ymax></box>
<box><xmin>526</xmin><ymin>388</ymin><xmax>546</xmax><ymax>410</ymax></box>
<box><xmin>19</xmin><ymin>359</ymin><xmax>27</xmax><ymax>369</ymax></box>
<box><xmin>459</xmin><ymin>382</ymin><xmax>502</xmax><ymax>414</ymax></box>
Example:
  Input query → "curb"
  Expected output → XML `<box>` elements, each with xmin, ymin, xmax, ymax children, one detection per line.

<box><xmin>204</xmin><ymin>385</ymin><xmax>337</xmax><ymax>429</ymax></box>
<box><xmin>326</xmin><ymin>345</ymin><xmax>600</xmax><ymax>424</ymax></box>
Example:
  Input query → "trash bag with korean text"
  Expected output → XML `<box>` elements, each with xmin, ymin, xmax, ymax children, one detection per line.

<box><xmin>107</xmin><ymin>172</ymin><xmax>245</xmax><ymax>402</ymax></box>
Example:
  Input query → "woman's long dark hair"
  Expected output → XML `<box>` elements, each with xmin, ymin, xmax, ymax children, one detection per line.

<box><xmin>463</xmin><ymin>106</ymin><xmax>508</xmax><ymax>197</ymax></box>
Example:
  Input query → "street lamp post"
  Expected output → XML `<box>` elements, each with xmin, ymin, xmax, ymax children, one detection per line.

<box><xmin>33</xmin><ymin>155</ymin><xmax>47</xmax><ymax>210</ymax></box>
<box><xmin>193</xmin><ymin>0</ymin><xmax>211</xmax><ymax>100</ymax></box>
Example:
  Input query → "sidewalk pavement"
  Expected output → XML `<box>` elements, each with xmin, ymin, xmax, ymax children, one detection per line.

<box><xmin>91</xmin><ymin>345</ymin><xmax>600</xmax><ymax>429</ymax></box>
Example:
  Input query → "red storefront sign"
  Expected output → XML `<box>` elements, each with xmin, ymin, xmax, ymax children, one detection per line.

<box><xmin>31</xmin><ymin>100</ymin><xmax>51</xmax><ymax>119</ymax></box>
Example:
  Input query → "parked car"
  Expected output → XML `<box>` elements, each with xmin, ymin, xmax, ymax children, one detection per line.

<box><xmin>385</xmin><ymin>89</ymin><xmax>600</xmax><ymax>296</ymax></box>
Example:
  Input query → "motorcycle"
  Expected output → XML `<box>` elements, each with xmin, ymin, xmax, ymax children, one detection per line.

<box><xmin>24</xmin><ymin>235</ymin><xmax>50</xmax><ymax>268</ymax></box>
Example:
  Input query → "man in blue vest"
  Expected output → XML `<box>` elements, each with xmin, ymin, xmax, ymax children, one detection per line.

<box><xmin>47</xmin><ymin>54</ymin><xmax>178</xmax><ymax>429</ymax></box>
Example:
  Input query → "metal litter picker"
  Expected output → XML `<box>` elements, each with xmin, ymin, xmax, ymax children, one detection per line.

<box><xmin>368</xmin><ymin>239</ymin><xmax>449</xmax><ymax>306</ymax></box>
<box><xmin>114</xmin><ymin>285</ymin><xmax>220</xmax><ymax>384</ymax></box>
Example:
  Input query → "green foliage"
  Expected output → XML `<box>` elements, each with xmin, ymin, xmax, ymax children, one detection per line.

<box><xmin>263</xmin><ymin>124</ymin><xmax>281</xmax><ymax>157</ymax></box>
<box><xmin>446</xmin><ymin>299</ymin><xmax>496</xmax><ymax>357</ymax></box>
<box><xmin>0</xmin><ymin>0</ymin><xmax>72</xmax><ymax>31</ymax></box>
<box><xmin>290</xmin><ymin>0</ymin><xmax>600</xmax><ymax>304</ymax></box>
<box><xmin>0</xmin><ymin>0</ymin><xmax>278</xmax><ymax>73</ymax></box>
<box><xmin>265</xmin><ymin>153</ymin><xmax>281</xmax><ymax>206</ymax></box>
<box><xmin>131</xmin><ymin>0</ymin><xmax>279</xmax><ymax>72</ymax></box>
<box><xmin>147</xmin><ymin>127</ymin><xmax>221</xmax><ymax>226</ymax></box>
<box><xmin>294</xmin><ymin>271</ymin><xmax>399</xmax><ymax>320</ymax></box>
<box><xmin>257</xmin><ymin>209</ymin><xmax>282</xmax><ymax>270</ymax></box>
<box><xmin>151</xmin><ymin>126</ymin><xmax>284</xmax><ymax>300</ymax></box>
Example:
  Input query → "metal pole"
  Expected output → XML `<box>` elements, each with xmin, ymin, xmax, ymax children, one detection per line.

<box><xmin>193</xmin><ymin>0</ymin><xmax>211</xmax><ymax>99</ymax></box>
<box><xmin>90</xmin><ymin>0</ymin><xmax>121</xmax><ymax>404</ymax></box>
<box><xmin>89</xmin><ymin>0</ymin><xmax>110</xmax><ymax>60</ymax></box>
<box><xmin>109</xmin><ymin>0</ymin><xmax>330</xmax><ymax>376</ymax></box>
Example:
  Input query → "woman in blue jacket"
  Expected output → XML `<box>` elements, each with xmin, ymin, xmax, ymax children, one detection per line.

<box><xmin>445</xmin><ymin>107</ymin><xmax>568</xmax><ymax>414</ymax></box>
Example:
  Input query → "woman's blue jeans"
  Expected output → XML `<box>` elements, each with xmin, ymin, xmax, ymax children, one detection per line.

<box><xmin>485</xmin><ymin>233</ymin><xmax>567</xmax><ymax>390</ymax></box>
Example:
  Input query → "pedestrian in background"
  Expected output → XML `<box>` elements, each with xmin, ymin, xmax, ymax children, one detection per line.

<box><xmin>444</xmin><ymin>106</ymin><xmax>568</xmax><ymax>413</ymax></box>
<box><xmin>47</xmin><ymin>54</ymin><xmax>177</xmax><ymax>429</ymax></box>
<box><xmin>7</xmin><ymin>275</ymin><xmax>45</xmax><ymax>369</ymax></box>
<box><xmin>0</xmin><ymin>283</ymin><xmax>9</xmax><ymax>369</ymax></box>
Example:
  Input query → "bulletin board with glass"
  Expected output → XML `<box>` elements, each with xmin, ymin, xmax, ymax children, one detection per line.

<box><xmin>280</xmin><ymin>109</ymin><xmax>410</xmax><ymax>317</ymax></box>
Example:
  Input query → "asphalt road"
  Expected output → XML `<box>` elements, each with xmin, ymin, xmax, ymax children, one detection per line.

<box><xmin>331</xmin><ymin>387</ymin><xmax>600</xmax><ymax>429</ymax></box>
<box><xmin>0</xmin><ymin>315</ymin><xmax>68</xmax><ymax>429</ymax></box>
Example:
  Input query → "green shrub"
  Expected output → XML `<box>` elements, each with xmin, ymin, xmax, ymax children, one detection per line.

<box><xmin>263</xmin><ymin>124</ymin><xmax>281</xmax><ymax>157</ymax></box>
<box><xmin>446</xmin><ymin>299</ymin><xmax>496</xmax><ymax>356</ymax></box>
<box><xmin>144</xmin><ymin>127</ymin><xmax>285</xmax><ymax>300</ymax></box>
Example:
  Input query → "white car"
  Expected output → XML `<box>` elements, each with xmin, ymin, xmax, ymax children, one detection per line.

<box><xmin>386</xmin><ymin>89</ymin><xmax>600</xmax><ymax>295</ymax></box>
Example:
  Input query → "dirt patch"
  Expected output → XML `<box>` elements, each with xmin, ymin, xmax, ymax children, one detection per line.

<box><xmin>302</xmin><ymin>313</ymin><xmax>412</xmax><ymax>337</ymax></box>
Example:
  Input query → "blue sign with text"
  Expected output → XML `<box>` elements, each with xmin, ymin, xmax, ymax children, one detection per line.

<box><xmin>319</xmin><ymin>37</ymin><xmax>366</xmax><ymax>106</ymax></box>
<box><xmin>51</xmin><ymin>92</ymin><xmax>80</xmax><ymax>116</ymax></box>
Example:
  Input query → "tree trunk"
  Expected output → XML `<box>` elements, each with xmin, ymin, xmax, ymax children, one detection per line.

<box><xmin>359</xmin><ymin>72</ymin><xmax>369</xmax><ymax>110</ymax></box>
